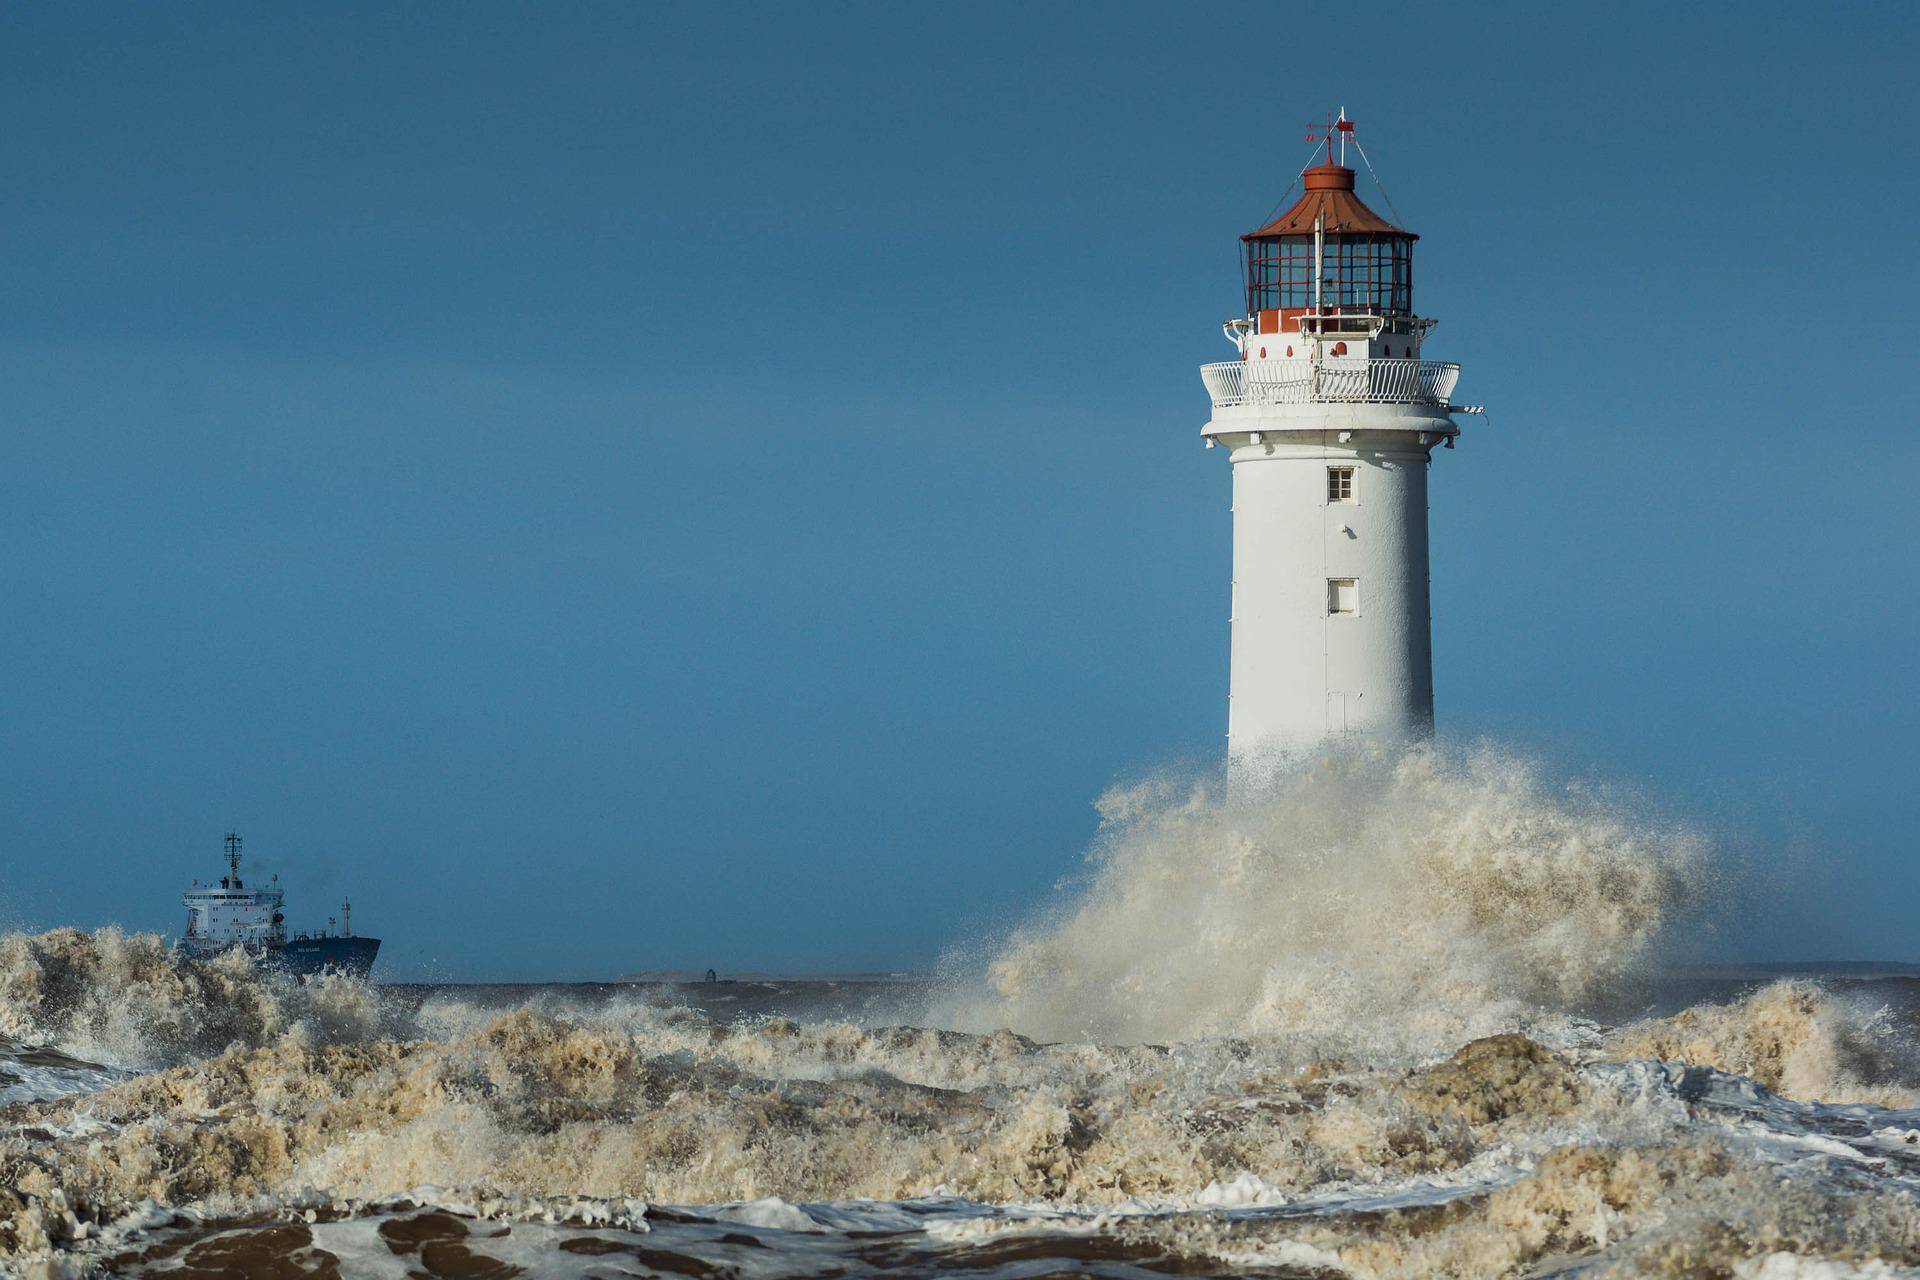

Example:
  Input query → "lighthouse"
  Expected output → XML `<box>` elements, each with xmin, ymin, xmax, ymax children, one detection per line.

<box><xmin>1200</xmin><ymin>113</ymin><xmax>1475</xmax><ymax>776</ymax></box>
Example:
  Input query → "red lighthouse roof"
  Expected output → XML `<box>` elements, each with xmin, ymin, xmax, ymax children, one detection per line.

<box><xmin>1243</xmin><ymin>163</ymin><xmax>1413</xmax><ymax>240</ymax></box>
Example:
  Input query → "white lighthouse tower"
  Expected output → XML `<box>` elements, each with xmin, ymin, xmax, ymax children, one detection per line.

<box><xmin>1200</xmin><ymin>114</ymin><xmax>1475</xmax><ymax>778</ymax></box>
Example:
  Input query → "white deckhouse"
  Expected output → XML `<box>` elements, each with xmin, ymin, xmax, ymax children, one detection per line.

<box><xmin>1201</xmin><ymin>114</ymin><xmax>1479</xmax><ymax>776</ymax></box>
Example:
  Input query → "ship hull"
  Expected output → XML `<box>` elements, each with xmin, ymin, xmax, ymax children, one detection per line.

<box><xmin>178</xmin><ymin>936</ymin><xmax>381</xmax><ymax>979</ymax></box>
<box><xmin>271</xmin><ymin>937</ymin><xmax>381</xmax><ymax>979</ymax></box>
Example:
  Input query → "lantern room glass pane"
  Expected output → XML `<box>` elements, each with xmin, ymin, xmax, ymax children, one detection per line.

<box><xmin>1245</xmin><ymin>233</ymin><xmax>1413</xmax><ymax>316</ymax></box>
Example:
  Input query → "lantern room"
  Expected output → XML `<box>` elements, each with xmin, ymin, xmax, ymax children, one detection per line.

<box><xmin>1242</xmin><ymin>162</ymin><xmax>1416</xmax><ymax>340</ymax></box>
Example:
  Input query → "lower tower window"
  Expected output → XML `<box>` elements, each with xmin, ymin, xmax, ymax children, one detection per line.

<box><xmin>1327</xmin><ymin>578</ymin><xmax>1358</xmax><ymax>615</ymax></box>
<box><xmin>1327</xmin><ymin>467</ymin><xmax>1355</xmax><ymax>503</ymax></box>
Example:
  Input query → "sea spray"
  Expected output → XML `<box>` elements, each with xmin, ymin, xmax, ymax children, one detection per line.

<box><xmin>0</xmin><ymin>926</ymin><xmax>392</xmax><ymax>1070</ymax></box>
<box><xmin>939</xmin><ymin>741</ymin><xmax>1707</xmax><ymax>1053</ymax></box>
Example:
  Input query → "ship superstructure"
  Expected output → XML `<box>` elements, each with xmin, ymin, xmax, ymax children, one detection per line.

<box><xmin>179</xmin><ymin>832</ymin><xmax>380</xmax><ymax>978</ymax></box>
<box><xmin>1199</xmin><ymin>111</ymin><xmax>1482</xmax><ymax>780</ymax></box>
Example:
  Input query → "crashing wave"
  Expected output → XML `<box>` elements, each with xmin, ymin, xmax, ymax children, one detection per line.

<box><xmin>940</xmin><ymin>741</ymin><xmax>1705</xmax><ymax>1054</ymax></box>
<box><xmin>1601</xmin><ymin>978</ymin><xmax>1920</xmax><ymax>1108</ymax></box>
<box><xmin>0</xmin><ymin>927</ymin><xmax>391</xmax><ymax>1071</ymax></box>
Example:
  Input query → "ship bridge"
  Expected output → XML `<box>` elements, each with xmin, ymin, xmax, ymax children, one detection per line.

<box><xmin>181</xmin><ymin>832</ymin><xmax>285</xmax><ymax>955</ymax></box>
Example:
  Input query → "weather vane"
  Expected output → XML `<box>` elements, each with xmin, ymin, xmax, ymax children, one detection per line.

<box><xmin>1304</xmin><ymin>108</ymin><xmax>1356</xmax><ymax>165</ymax></box>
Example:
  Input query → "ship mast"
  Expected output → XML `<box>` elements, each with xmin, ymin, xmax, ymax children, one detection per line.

<box><xmin>223</xmin><ymin>831</ymin><xmax>243</xmax><ymax>886</ymax></box>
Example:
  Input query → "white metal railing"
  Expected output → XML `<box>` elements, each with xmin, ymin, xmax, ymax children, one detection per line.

<box><xmin>1201</xmin><ymin>358</ymin><xmax>1460</xmax><ymax>409</ymax></box>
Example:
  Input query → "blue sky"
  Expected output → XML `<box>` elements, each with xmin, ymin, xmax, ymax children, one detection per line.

<box><xmin>1</xmin><ymin>3</ymin><xmax>1915</xmax><ymax>980</ymax></box>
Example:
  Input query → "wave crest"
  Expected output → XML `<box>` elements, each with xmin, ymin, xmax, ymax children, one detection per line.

<box><xmin>1604</xmin><ymin>979</ymin><xmax>1920</xmax><ymax>1107</ymax></box>
<box><xmin>0</xmin><ymin>927</ymin><xmax>389</xmax><ymax>1070</ymax></box>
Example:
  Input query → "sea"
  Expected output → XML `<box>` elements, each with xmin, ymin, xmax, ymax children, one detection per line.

<box><xmin>7</xmin><ymin>744</ymin><xmax>1920</xmax><ymax>1278</ymax></box>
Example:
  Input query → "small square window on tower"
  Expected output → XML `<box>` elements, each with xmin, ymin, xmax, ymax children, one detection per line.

<box><xmin>1327</xmin><ymin>466</ymin><xmax>1355</xmax><ymax>503</ymax></box>
<box><xmin>1327</xmin><ymin>578</ymin><xmax>1359</xmax><ymax>615</ymax></box>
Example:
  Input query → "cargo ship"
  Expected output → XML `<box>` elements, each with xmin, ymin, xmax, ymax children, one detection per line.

<box><xmin>177</xmin><ymin>833</ymin><xmax>380</xmax><ymax>978</ymax></box>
